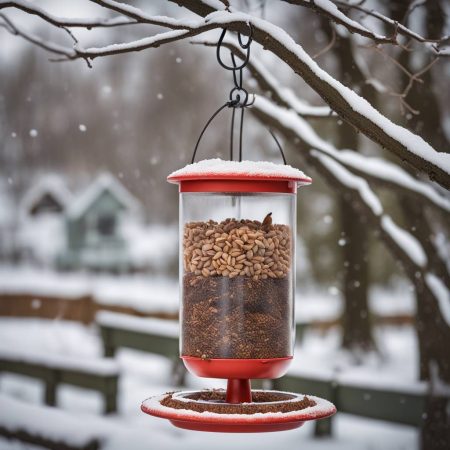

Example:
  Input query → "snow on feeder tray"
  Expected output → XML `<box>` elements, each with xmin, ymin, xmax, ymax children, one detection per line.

<box><xmin>141</xmin><ymin>159</ymin><xmax>336</xmax><ymax>432</ymax></box>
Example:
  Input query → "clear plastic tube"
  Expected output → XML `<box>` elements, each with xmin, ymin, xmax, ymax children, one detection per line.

<box><xmin>180</xmin><ymin>192</ymin><xmax>296</xmax><ymax>360</ymax></box>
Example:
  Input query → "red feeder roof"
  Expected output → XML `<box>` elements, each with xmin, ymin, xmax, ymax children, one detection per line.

<box><xmin>167</xmin><ymin>159</ymin><xmax>312</xmax><ymax>194</ymax></box>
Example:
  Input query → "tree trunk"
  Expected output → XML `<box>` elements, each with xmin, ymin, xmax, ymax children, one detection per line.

<box><xmin>340</xmin><ymin>199</ymin><xmax>374</xmax><ymax>351</ymax></box>
<box><xmin>391</xmin><ymin>2</ymin><xmax>450</xmax><ymax>447</ymax></box>
<box><xmin>325</xmin><ymin>20</ymin><xmax>375</xmax><ymax>352</ymax></box>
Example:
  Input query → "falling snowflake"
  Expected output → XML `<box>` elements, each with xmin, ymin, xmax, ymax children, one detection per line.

<box><xmin>338</xmin><ymin>238</ymin><xmax>347</xmax><ymax>246</ymax></box>
<box><xmin>79</xmin><ymin>124</ymin><xmax>87</xmax><ymax>132</ymax></box>
<box><xmin>11</xmin><ymin>132</ymin><xmax>17</xmax><ymax>138</ymax></box>
<box><xmin>328</xmin><ymin>286</ymin><xmax>340</xmax><ymax>296</ymax></box>
<box><xmin>157</xmin><ymin>93</ymin><xmax>164</xmax><ymax>100</ymax></box>
<box><xmin>323</xmin><ymin>215</ymin><xmax>333</xmax><ymax>224</ymax></box>
<box><xmin>150</xmin><ymin>155</ymin><xmax>160</xmax><ymax>165</ymax></box>
<box><xmin>102</xmin><ymin>85</ymin><xmax>112</xmax><ymax>95</ymax></box>
<box><xmin>175</xmin><ymin>57</ymin><xmax>182</xmax><ymax>63</ymax></box>
<box><xmin>29</xmin><ymin>129</ymin><xmax>38</xmax><ymax>137</ymax></box>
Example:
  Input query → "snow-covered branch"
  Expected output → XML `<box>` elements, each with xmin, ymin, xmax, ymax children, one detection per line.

<box><xmin>175</xmin><ymin>2</ymin><xmax>450</xmax><ymax>189</ymax></box>
<box><xmin>251</xmin><ymin>96</ymin><xmax>450</xmax><ymax>327</ymax></box>
<box><xmin>258</xmin><ymin>99</ymin><xmax>450</xmax><ymax>215</ymax></box>
<box><xmin>1</xmin><ymin>0</ymin><xmax>450</xmax><ymax>189</ymax></box>
<box><xmin>208</xmin><ymin>38</ymin><xmax>450</xmax><ymax>215</ymax></box>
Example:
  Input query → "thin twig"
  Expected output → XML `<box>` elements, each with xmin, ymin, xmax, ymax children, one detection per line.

<box><xmin>313</xmin><ymin>26</ymin><xmax>336</xmax><ymax>59</ymax></box>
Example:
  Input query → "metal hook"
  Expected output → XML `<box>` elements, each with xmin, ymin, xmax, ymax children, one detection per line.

<box><xmin>237</xmin><ymin>22</ymin><xmax>253</xmax><ymax>49</ymax></box>
<box><xmin>216</xmin><ymin>28</ymin><xmax>251</xmax><ymax>71</ymax></box>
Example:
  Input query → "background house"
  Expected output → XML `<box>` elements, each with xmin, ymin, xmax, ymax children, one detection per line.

<box><xmin>58</xmin><ymin>173</ymin><xmax>141</xmax><ymax>272</ymax></box>
<box><xmin>18</xmin><ymin>175</ymin><xmax>71</xmax><ymax>267</ymax></box>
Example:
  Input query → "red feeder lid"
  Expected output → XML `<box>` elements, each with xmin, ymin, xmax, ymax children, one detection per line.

<box><xmin>167</xmin><ymin>159</ymin><xmax>312</xmax><ymax>194</ymax></box>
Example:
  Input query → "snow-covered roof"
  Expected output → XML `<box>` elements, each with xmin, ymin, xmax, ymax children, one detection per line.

<box><xmin>168</xmin><ymin>159</ymin><xmax>311</xmax><ymax>184</ymax></box>
<box><xmin>20</xmin><ymin>174</ymin><xmax>72</xmax><ymax>218</ymax></box>
<box><xmin>67</xmin><ymin>172</ymin><xmax>141</xmax><ymax>219</ymax></box>
<box><xmin>0</xmin><ymin>178</ymin><xmax>15</xmax><ymax>226</ymax></box>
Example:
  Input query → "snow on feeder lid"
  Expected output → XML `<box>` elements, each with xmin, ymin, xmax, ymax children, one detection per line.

<box><xmin>167</xmin><ymin>158</ymin><xmax>312</xmax><ymax>194</ymax></box>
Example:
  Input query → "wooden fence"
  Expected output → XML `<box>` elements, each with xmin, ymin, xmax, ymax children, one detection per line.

<box><xmin>273</xmin><ymin>373</ymin><xmax>429</xmax><ymax>436</ymax></box>
<box><xmin>0</xmin><ymin>354</ymin><xmax>119</xmax><ymax>414</ymax></box>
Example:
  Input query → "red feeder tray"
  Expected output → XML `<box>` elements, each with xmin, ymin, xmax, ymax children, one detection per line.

<box><xmin>141</xmin><ymin>390</ymin><xmax>336</xmax><ymax>433</ymax></box>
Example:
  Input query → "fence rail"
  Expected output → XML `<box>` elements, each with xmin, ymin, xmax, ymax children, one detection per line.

<box><xmin>0</xmin><ymin>356</ymin><xmax>119</xmax><ymax>414</ymax></box>
<box><xmin>273</xmin><ymin>373</ymin><xmax>430</xmax><ymax>436</ymax></box>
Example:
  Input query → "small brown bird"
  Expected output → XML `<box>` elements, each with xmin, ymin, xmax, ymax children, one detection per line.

<box><xmin>262</xmin><ymin>212</ymin><xmax>272</xmax><ymax>231</ymax></box>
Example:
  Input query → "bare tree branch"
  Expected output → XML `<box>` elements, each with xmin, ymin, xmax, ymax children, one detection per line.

<box><xmin>312</xmin><ymin>25</ymin><xmax>336</xmax><ymax>59</ymax></box>
<box><xmin>284</xmin><ymin>0</ymin><xmax>450</xmax><ymax>55</ymax></box>
<box><xmin>333</xmin><ymin>0</ymin><xmax>449</xmax><ymax>46</ymax></box>
<box><xmin>0</xmin><ymin>13</ymin><xmax>75</xmax><ymax>58</ymax></box>
<box><xmin>283</xmin><ymin>0</ymin><xmax>395</xmax><ymax>44</ymax></box>
<box><xmin>0</xmin><ymin>0</ymin><xmax>136</xmax><ymax>28</ymax></box>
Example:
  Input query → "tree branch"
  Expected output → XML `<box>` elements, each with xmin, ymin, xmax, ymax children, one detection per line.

<box><xmin>201</xmin><ymin>37</ymin><xmax>450</xmax><ymax>216</ymax></box>
<box><xmin>284</xmin><ymin>0</ymin><xmax>450</xmax><ymax>55</ymax></box>
<box><xmin>0</xmin><ymin>13</ymin><xmax>75</xmax><ymax>58</ymax></box>
<box><xmin>0</xmin><ymin>0</ymin><xmax>136</xmax><ymax>28</ymax></box>
<box><xmin>192</xmin><ymin>37</ymin><xmax>335</xmax><ymax>119</ymax></box>
<box><xmin>284</xmin><ymin>0</ymin><xmax>395</xmax><ymax>44</ymax></box>
<box><xmin>252</xmin><ymin>97</ymin><xmax>449</xmax><ymax>328</ymax></box>
<box><xmin>333</xmin><ymin>0</ymin><xmax>449</xmax><ymax>47</ymax></box>
<box><xmin>1</xmin><ymin>0</ymin><xmax>449</xmax><ymax>189</ymax></box>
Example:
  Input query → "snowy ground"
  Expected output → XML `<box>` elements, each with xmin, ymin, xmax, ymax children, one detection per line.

<box><xmin>0</xmin><ymin>317</ymin><xmax>419</xmax><ymax>450</ymax></box>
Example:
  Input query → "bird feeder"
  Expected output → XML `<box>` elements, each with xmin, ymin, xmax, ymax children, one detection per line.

<box><xmin>141</xmin><ymin>159</ymin><xmax>336</xmax><ymax>432</ymax></box>
<box><xmin>141</xmin><ymin>24</ymin><xmax>335</xmax><ymax>433</ymax></box>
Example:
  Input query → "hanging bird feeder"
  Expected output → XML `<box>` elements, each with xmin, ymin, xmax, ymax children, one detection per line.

<box><xmin>141</xmin><ymin>25</ymin><xmax>336</xmax><ymax>433</ymax></box>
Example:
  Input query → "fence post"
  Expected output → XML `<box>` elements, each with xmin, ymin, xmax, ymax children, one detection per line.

<box><xmin>101</xmin><ymin>328</ymin><xmax>115</xmax><ymax>358</ymax></box>
<box><xmin>172</xmin><ymin>358</ymin><xmax>186</xmax><ymax>386</ymax></box>
<box><xmin>44</xmin><ymin>371</ymin><xmax>57</xmax><ymax>407</ymax></box>
<box><xmin>314</xmin><ymin>416</ymin><xmax>333</xmax><ymax>437</ymax></box>
<box><xmin>104</xmin><ymin>376</ymin><xmax>118</xmax><ymax>414</ymax></box>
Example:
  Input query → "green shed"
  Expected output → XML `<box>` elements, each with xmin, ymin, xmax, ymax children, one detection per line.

<box><xmin>58</xmin><ymin>173</ymin><xmax>141</xmax><ymax>272</ymax></box>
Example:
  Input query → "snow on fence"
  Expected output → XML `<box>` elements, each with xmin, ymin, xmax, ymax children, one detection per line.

<box><xmin>95</xmin><ymin>312</ymin><xmax>185</xmax><ymax>386</ymax></box>
<box><xmin>273</xmin><ymin>369</ymin><xmax>432</xmax><ymax>437</ymax></box>
<box><xmin>0</xmin><ymin>394</ymin><xmax>107</xmax><ymax>450</ymax></box>
<box><xmin>0</xmin><ymin>348</ymin><xmax>119</xmax><ymax>414</ymax></box>
<box><xmin>0</xmin><ymin>268</ymin><xmax>179</xmax><ymax>323</ymax></box>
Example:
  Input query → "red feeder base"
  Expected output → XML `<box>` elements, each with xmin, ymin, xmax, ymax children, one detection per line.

<box><xmin>181</xmin><ymin>356</ymin><xmax>293</xmax><ymax>379</ymax></box>
<box><xmin>141</xmin><ymin>390</ymin><xmax>336</xmax><ymax>434</ymax></box>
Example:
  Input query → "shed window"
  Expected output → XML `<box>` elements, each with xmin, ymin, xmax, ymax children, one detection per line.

<box><xmin>97</xmin><ymin>214</ymin><xmax>116</xmax><ymax>236</ymax></box>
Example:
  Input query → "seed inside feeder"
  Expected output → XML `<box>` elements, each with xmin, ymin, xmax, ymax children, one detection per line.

<box><xmin>160</xmin><ymin>390</ymin><xmax>316</xmax><ymax>415</ymax></box>
<box><xmin>182</xmin><ymin>216</ymin><xmax>292</xmax><ymax>359</ymax></box>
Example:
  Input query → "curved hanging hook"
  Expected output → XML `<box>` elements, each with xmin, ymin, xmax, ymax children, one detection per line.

<box><xmin>237</xmin><ymin>22</ymin><xmax>253</xmax><ymax>49</ymax></box>
<box><xmin>191</xmin><ymin>22</ymin><xmax>257</xmax><ymax>164</ymax></box>
<box><xmin>216</xmin><ymin>27</ymin><xmax>251</xmax><ymax>71</ymax></box>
